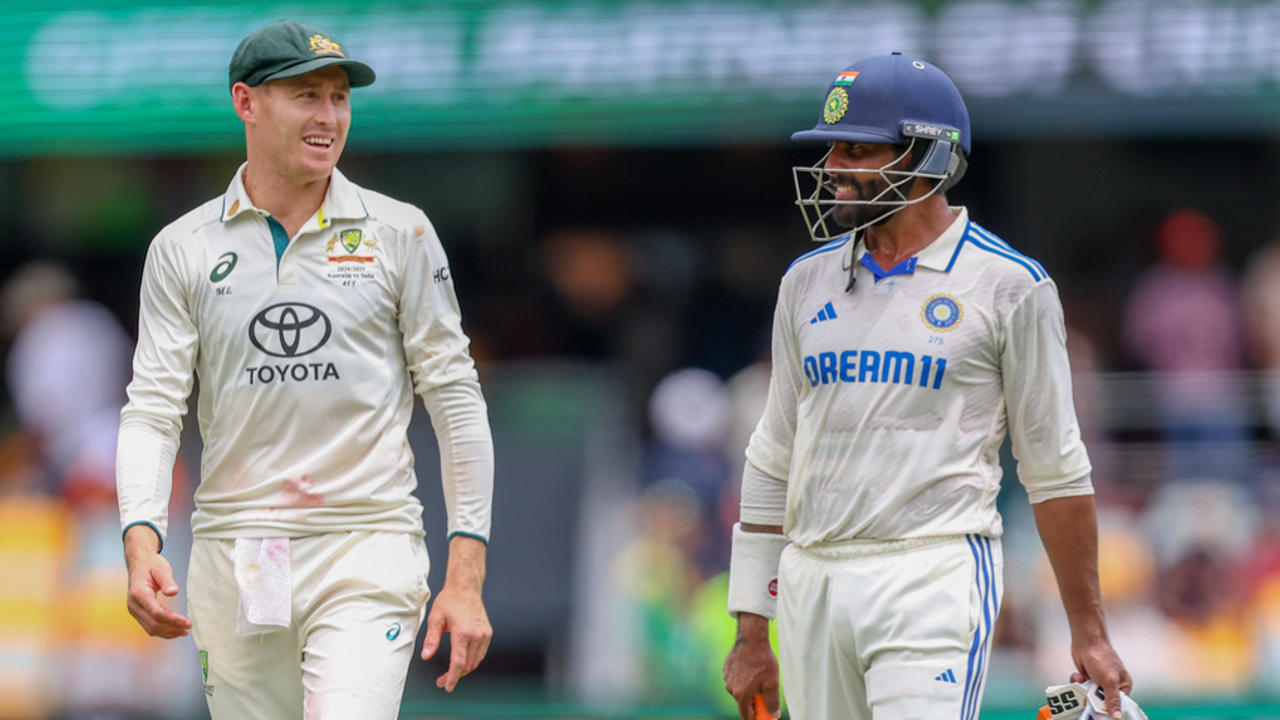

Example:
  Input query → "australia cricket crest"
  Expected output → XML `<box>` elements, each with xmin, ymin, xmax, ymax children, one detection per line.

<box><xmin>324</xmin><ymin>228</ymin><xmax>378</xmax><ymax>287</ymax></box>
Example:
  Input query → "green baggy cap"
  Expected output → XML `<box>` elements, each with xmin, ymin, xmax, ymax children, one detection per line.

<box><xmin>229</xmin><ymin>20</ymin><xmax>375</xmax><ymax>89</ymax></box>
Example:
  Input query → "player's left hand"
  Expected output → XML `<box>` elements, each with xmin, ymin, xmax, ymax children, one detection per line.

<box><xmin>421</xmin><ymin>583</ymin><xmax>492</xmax><ymax>692</ymax></box>
<box><xmin>1070</xmin><ymin>637</ymin><xmax>1131</xmax><ymax>719</ymax></box>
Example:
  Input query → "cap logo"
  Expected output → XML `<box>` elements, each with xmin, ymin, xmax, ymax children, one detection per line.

<box><xmin>309</xmin><ymin>34</ymin><xmax>344</xmax><ymax>57</ymax></box>
<box><xmin>823</xmin><ymin>87</ymin><xmax>848</xmax><ymax>124</ymax></box>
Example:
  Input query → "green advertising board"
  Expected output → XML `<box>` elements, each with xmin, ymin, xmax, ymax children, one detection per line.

<box><xmin>4</xmin><ymin>0</ymin><xmax>1280</xmax><ymax>155</ymax></box>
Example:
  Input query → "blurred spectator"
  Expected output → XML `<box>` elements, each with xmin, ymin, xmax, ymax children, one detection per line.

<box><xmin>541</xmin><ymin>229</ymin><xmax>638</xmax><ymax>360</ymax></box>
<box><xmin>644</xmin><ymin>368</ymin><xmax>732</xmax><ymax>574</ymax></box>
<box><xmin>612</xmin><ymin>479</ymin><xmax>707</xmax><ymax>702</ymax></box>
<box><xmin>1241</xmin><ymin>230</ymin><xmax>1280</xmax><ymax>434</ymax></box>
<box><xmin>2</xmin><ymin>262</ymin><xmax>131</xmax><ymax>496</ymax></box>
<box><xmin>0</xmin><ymin>262</ymin><xmax>198</xmax><ymax>719</ymax></box>
<box><xmin>1121</xmin><ymin>209</ymin><xmax>1251</xmax><ymax>484</ymax></box>
<box><xmin>1155</xmin><ymin>545</ymin><xmax>1255</xmax><ymax>692</ymax></box>
<box><xmin>540</xmin><ymin>228</ymin><xmax>682</xmax><ymax>428</ymax></box>
<box><xmin>1141</xmin><ymin>482</ymin><xmax>1259</xmax><ymax>693</ymax></box>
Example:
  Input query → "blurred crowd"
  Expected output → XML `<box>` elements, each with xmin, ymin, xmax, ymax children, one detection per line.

<box><xmin>3</xmin><ymin>195</ymin><xmax>1280</xmax><ymax>718</ymax></box>
<box><xmin>0</xmin><ymin>264</ymin><xmax>202</xmax><ymax>719</ymax></box>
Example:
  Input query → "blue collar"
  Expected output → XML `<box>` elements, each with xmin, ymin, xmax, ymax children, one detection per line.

<box><xmin>859</xmin><ymin>253</ymin><xmax>918</xmax><ymax>282</ymax></box>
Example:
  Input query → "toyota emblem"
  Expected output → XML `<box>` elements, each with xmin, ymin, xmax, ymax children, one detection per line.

<box><xmin>248</xmin><ymin>302</ymin><xmax>332</xmax><ymax>357</ymax></box>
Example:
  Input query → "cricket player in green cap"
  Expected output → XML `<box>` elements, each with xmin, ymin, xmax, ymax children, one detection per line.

<box><xmin>116</xmin><ymin>20</ymin><xmax>495</xmax><ymax>718</ymax></box>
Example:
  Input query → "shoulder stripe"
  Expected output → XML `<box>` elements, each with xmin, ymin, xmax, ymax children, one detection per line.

<box><xmin>967</xmin><ymin>224</ymin><xmax>1048</xmax><ymax>278</ymax></box>
<box><xmin>786</xmin><ymin>235</ymin><xmax>850</xmax><ymax>274</ymax></box>
<box><xmin>963</xmin><ymin>231</ymin><xmax>1045</xmax><ymax>281</ymax></box>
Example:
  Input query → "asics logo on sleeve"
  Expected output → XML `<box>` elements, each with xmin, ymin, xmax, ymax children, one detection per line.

<box><xmin>803</xmin><ymin>349</ymin><xmax>947</xmax><ymax>389</ymax></box>
<box><xmin>210</xmin><ymin>252</ymin><xmax>238</xmax><ymax>283</ymax></box>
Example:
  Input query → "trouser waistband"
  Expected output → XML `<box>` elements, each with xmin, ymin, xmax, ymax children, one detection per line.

<box><xmin>796</xmin><ymin>533</ymin><xmax>974</xmax><ymax>560</ymax></box>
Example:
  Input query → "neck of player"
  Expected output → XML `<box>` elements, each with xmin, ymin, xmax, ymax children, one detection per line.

<box><xmin>863</xmin><ymin>191</ymin><xmax>958</xmax><ymax>270</ymax></box>
<box><xmin>243</xmin><ymin>161</ymin><xmax>330</xmax><ymax>239</ymax></box>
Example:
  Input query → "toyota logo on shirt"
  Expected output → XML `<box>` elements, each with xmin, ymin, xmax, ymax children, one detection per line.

<box><xmin>248</xmin><ymin>302</ymin><xmax>332</xmax><ymax>357</ymax></box>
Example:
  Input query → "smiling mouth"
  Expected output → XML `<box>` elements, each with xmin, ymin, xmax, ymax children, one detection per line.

<box><xmin>303</xmin><ymin>136</ymin><xmax>333</xmax><ymax>148</ymax></box>
<box><xmin>831</xmin><ymin>182</ymin><xmax>860</xmax><ymax>200</ymax></box>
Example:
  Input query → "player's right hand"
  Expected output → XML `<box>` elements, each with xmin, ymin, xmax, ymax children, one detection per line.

<box><xmin>1070</xmin><ymin>638</ymin><xmax>1131</xmax><ymax>720</ymax></box>
<box><xmin>124</xmin><ymin>534</ymin><xmax>192</xmax><ymax>639</ymax></box>
<box><xmin>723</xmin><ymin>614</ymin><xmax>781</xmax><ymax>720</ymax></box>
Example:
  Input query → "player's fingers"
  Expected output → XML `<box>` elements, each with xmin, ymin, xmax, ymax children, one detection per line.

<box><xmin>1104</xmin><ymin>690</ymin><xmax>1121</xmax><ymax>719</ymax></box>
<box><xmin>1097</xmin><ymin>669</ymin><xmax>1125</xmax><ymax>719</ymax></box>
<box><xmin>126</xmin><ymin>603</ymin><xmax>189</xmax><ymax>638</ymax></box>
<box><xmin>464</xmin><ymin>628</ymin><xmax>490</xmax><ymax>674</ymax></box>
<box><xmin>1117</xmin><ymin>667</ymin><xmax>1133</xmax><ymax>695</ymax></box>
<box><xmin>1069</xmin><ymin>671</ymin><xmax>1087</xmax><ymax>684</ymax></box>
<box><xmin>735</xmin><ymin>693</ymin><xmax>753</xmax><ymax>720</ymax></box>
<box><xmin>128</xmin><ymin>584</ymin><xmax>191</xmax><ymax>634</ymax></box>
<box><xmin>762</xmin><ymin>686</ymin><xmax>782</xmax><ymax>717</ymax></box>
<box><xmin>421</xmin><ymin>611</ymin><xmax>446</xmax><ymax>660</ymax></box>
<box><xmin>151</xmin><ymin>561</ymin><xmax>180</xmax><ymax>596</ymax></box>
<box><xmin>442</xmin><ymin>633</ymin><xmax>470</xmax><ymax>691</ymax></box>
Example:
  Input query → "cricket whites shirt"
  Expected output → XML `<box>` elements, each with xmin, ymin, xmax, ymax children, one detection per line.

<box><xmin>744</xmin><ymin>207</ymin><xmax>1093</xmax><ymax>547</ymax></box>
<box><xmin>117</xmin><ymin>165</ymin><xmax>491</xmax><ymax>542</ymax></box>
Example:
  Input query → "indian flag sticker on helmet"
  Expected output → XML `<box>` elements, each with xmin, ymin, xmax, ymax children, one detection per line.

<box><xmin>823</xmin><ymin>87</ymin><xmax>849</xmax><ymax>124</ymax></box>
<box><xmin>833</xmin><ymin>70</ymin><xmax>859</xmax><ymax>86</ymax></box>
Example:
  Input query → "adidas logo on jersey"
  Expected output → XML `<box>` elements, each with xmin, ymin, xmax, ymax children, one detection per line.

<box><xmin>934</xmin><ymin>669</ymin><xmax>957</xmax><ymax>684</ymax></box>
<box><xmin>809</xmin><ymin>301</ymin><xmax>838</xmax><ymax>324</ymax></box>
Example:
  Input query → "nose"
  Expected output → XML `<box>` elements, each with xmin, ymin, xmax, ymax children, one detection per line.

<box><xmin>315</xmin><ymin>97</ymin><xmax>337</xmax><ymax>126</ymax></box>
<box><xmin>823</xmin><ymin>146</ymin><xmax>850</xmax><ymax>172</ymax></box>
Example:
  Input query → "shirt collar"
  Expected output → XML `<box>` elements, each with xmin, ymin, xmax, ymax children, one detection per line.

<box><xmin>220</xmin><ymin>163</ymin><xmax>370</xmax><ymax>231</ymax></box>
<box><xmin>915</xmin><ymin>206</ymin><xmax>969</xmax><ymax>271</ymax></box>
<box><xmin>845</xmin><ymin>206</ymin><xmax>969</xmax><ymax>273</ymax></box>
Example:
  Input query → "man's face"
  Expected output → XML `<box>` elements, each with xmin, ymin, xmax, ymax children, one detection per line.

<box><xmin>822</xmin><ymin>141</ymin><xmax>910</xmax><ymax>229</ymax></box>
<box><xmin>246</xmin><ymin>66</ymin><xmax>351</xmax><ymax>183</ymax></box>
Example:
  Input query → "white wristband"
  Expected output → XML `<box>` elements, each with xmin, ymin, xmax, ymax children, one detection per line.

<box><xmin>727</xmin><ymin>522</ymin><xmax>789</xmax><ymax>619</ymax></box>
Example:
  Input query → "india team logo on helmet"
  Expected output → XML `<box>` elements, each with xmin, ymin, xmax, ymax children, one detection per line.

<box><xmin>791</xmin><ymin>53</ymin><xmax>971</xmax><ymax>244</ymax></box>
<box><xmin>823</xmin><ymin>87</ymin><xmax>849</xmax><ymax>124</ymax></box>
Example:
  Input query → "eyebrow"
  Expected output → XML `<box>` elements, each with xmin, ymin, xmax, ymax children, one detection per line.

<box><xmin>285</xmin><ymin>78</ymin><xmax>350</xmax><ymax>92</ymax></box>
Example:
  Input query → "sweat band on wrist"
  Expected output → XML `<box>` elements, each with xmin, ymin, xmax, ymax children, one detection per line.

<box><xmin>727</xmin><ymin>522</ymin><xmax>789</xmax><ymax>619</ymax></box>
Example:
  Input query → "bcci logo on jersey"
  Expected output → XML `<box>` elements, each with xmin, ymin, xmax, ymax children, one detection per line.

<box><xmin>922</xmin><ymin>294</ymin><xmax>963</xmax><ymax>331</ymax></box>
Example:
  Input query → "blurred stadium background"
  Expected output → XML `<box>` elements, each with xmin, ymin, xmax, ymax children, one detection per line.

<box><xmin>2</xmin><ymin>1</ymin><xmax>1280</xmax><ymax>718</ymax></box>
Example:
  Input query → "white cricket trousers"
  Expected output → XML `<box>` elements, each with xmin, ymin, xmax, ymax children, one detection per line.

<box><xmin>188</xmin><ymin>530</ymin><xmax>431</xmax><ymax>719</ymax></box>
<box><xmin>777</xmin><ymin>534</ymin><xmax>1003</xmax><ymax>720</ymax></box>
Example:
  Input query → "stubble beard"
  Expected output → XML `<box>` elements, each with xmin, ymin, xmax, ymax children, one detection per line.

<box><xmin>831</xmin><ymin>175</ymin><xmax>892</xmax><ymax>229</ymax></box>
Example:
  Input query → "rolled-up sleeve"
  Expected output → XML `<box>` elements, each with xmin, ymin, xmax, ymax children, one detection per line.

<box><xmin>1001</xmin><ymin>280</ymin><xmax>1094</xmax><ymax>503</ymax></box>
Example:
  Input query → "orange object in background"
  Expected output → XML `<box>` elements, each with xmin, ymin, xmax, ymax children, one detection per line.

<box><xmin>0</xmin><ymin>494</ymin><xmax>73</xmax><ymax>720</ymax></box>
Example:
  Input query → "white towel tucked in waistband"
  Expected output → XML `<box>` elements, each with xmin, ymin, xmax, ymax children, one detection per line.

<box><xmin>232</xmin><ymin>537</ymin><xmax>292</xmax><ymax>636</ymax></box>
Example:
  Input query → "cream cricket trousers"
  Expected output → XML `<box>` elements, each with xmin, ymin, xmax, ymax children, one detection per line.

<box><xmin>777</xmin><ymin>534</ymin><xmax>1003</xmax><ymax>720</ymax></box>
<box><xmin>188</xmin><ymin>530</ymin><xmax>430</xmax><ymax>719</ymax></box>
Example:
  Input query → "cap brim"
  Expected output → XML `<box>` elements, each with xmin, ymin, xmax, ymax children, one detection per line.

<box><xmin>791</xmin><ymin>125</ymin><xmax>899</xmax><ymax>144</ymax></box>
<box><xmin>264</xmin><ymin>57</ymin><xmax>376</xmax><ymax>88</ymax></box>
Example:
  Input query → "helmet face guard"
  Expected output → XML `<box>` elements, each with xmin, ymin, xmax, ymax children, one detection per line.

<box><xmin>792</xmin><ymin>126</ymin><xmax>967</xmax><ymax>244</ymax></box>
<box><xmin>790</xmin><ymin>54</ymin><xmax>970</xmax><ymax>244</ymax></box>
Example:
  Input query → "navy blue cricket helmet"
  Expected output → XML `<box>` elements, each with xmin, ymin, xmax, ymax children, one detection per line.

<box><xmin>791</xmin><ymin>53</ymin><xmax>971</xmax><ymax>243</ymax></box>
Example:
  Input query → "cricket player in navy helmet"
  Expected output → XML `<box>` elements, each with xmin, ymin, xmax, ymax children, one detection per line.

<box><xmin>722</xmin><ymin>53</ymin><xmax>1133</xmax><ymax>720</ymax></box>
